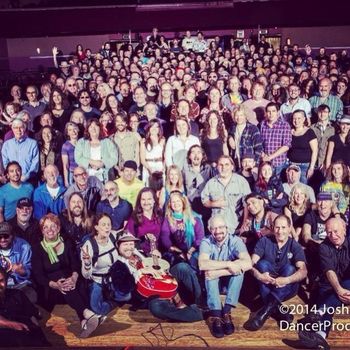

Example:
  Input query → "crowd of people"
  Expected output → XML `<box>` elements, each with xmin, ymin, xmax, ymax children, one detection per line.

<box><xmin>1</xmin><ymin>27</ymin><xmax>350</xmax><ymax>349</ymax></box>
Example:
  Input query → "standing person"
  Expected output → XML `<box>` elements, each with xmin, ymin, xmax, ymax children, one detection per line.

<box><xmin>32</xmin><ymin>214</ymin><xmax>103</xmax><ymax>338</ymax></box>
<box><xmin>78</xmin><ymin>89</ymin><xmax>101</xmax><ymax>121</ymax></box>
<box><xmin>201</xmin><ymin>110</ymin><xmax>229</xmax><ymax>168</ymax></box>
<box><xmin>75</xmin><ymin>118</ymin><xmax>118</xmax><ymax>183</ymax></box>
<box><xmin>0</xmin><ymin>162</ymin><xmax>33</xmax><ymax>222</ymax></box>
<box><xmin>221</xmin><ymin>76</ymin><xmax>247</xmax><ymax>113</ymax></box>
<box><xmin>49</xmin><ymin>87</ymin><xmax>72</xmax><ymax>132</ymax></box>
<box><xmin>248</xmin><ymin>215</ymin><xmax>307</xmax><ymax>331</ymax></box>
<box><xmin>325</xmin><ymin>115</ymin><xmax>350</xmax><ymax>169</ymax></box>
<box><xmin>22</xmin><ymin>85</ymin><xmax>46</xmax><ymax>131</ymax></box>
<box><xmin>228</xmin><ymin>106</ymin><xmax>263</xmax><ymax>170</ymax></box>
<box><xmin>165</xmin><ymin>117</ymin><xmax>200</xmax><ymax>170</ymax></box>
<box><xmin>140</xmin><ymin>119</ymin><xmax>166</xmax><ymax>186</ymax></box>
<box><xmin>1</xmin><ymin>118</ymin><xmax>39</xmax><ymax>183</ymax></box>
<box><xmin>199</xmin><ymin>214</ymin><xmax>252</xmax><ymax>338</ymax></box>
<box><xmin>309</xmin><ymin>77</ymin><xmax>343</xmax><ymax>122</ymax></box>
<box><xmin>260</xmin><ymin>102</ymin><xmax>292</xmax><ymax>176</ymax></box>
<box><xmin>201</xmin><ymin>155</ymin><xmax>251</xmax><ymax>234</ymax></box>
<box><xmin>288</xmin><ymin>110</ymin><xmax>318</xmax><ymax>184</ymax></box>
<box><xmin>61</xmin><ymin>122</ymin><xmax>79</xmax><ymax>187</ymax></box>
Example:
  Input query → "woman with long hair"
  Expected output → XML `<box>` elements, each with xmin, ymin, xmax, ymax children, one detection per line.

<box><xmin>160</xmin><ymin>191</ymin><xmax>204</xmax><ymax>269</ymax></box>
<box><xmin>61</xmin><ymin>122</ymin><xmax>79</xmax><ymax>187</ymax></box>
<box><xmin>32</xmin><ymin>213</ymin><xmax>103</xmax><ymax>338</ymax></box>
<box><xmin>96</xmin><ymin>83</ymin><xmax>113</xmax><ymax>112</ymax></box>
<box><xmin>99</xmin><ymin>111</ymin><xmax>115</xmax><ymax>138</ymax></box>
<box><xmin>284</xmin><ymin>184</ymin><xmax>311</xmax><ymax>241</ymax></box>
<box><xmin>81</xmin><ymin>213</ymin><xmax>120</xmax><ymax>316</ymax></box>
<box><xmin>254</xmin><ymin>161</ymin><xmax>288</xmax><ymax>214</ymax></box>
<box><xmin>75</xmin><ymin>118</ymin><xmax>118</xmax><ymax>182</ymax></box>
<box><xmin>201</xmin><ymin>110</ymin><xmax>229</xmax><ymax>167</ymax></box>
<box><xmin>165</xmin><ymin>116</ymin><xmax>200</xmax><ymax>170</ymax></box>
<box><xmin>199</xmin><ymin>86</ymin><xmax>225</xmax><ymax>125</ymax></box>
<box><xmin>140</xmin><ymin>119</ymin><xmax>165</xmax><ymax>185</ymax></box>
<box><xmin>159</xmin><ymin>164</ymin><xmax>185</xmax><ymax>209</ymax></box>
<box><xmin>125</xmin><ymin>187</ymin><xmax>163</xmax><ymax>256</ymax></box>
<box><xmin>321</xmin><ymin>160</ymin><xmax>350</xmax><ymax>215</ymax></box>
<box><xmin>325</xmin><ymin>116</ymin><xmax>350</xmax><ymax>169</ymax></box>
<box><xmin>105</xmin><ymin>93</ymin><xmax>121</xmax><ymax>117</ymax></box>
<box><xmin>38</xmin><ymin>125</ymin><xmax>62</xmax><ymax>179</ymax></box>
<box><xmin>183</xmin><ymin>85</ymin><xmax>200</xmax><ymax>121</ymax></box>
<box><xmin>49</xmin><ymin>87</ymin><xmax>72</xmax><ymax>132</ymax></box>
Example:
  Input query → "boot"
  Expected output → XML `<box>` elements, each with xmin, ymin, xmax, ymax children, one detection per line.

<box><xmin>207</xmin><ymin>316</ymin><xmax>225</xmax><ymax>338</ymax></box>
<box><xmin>222</xmin><ymin>312</ymin><xmax>235</xmax><ymax>335</ymax></box>
<box><xmin>247</xmin><ymin>295</ymin><xmax>279</xmax><ymax>331</ymax></box>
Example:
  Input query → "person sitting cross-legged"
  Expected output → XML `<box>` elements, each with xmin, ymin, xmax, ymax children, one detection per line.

<box><xmin>247</xmin><ymin>214</ymin><xmax>307</xmax><ymax>331</ymax></box>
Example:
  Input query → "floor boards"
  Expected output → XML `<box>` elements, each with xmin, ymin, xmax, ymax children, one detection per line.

<box><xmin>39</xmin><ymin>295</ymin><xmax>350</xmax><ymax>349</ymax></box>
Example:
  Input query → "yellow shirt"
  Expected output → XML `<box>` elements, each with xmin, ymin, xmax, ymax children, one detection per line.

<box><xmin>114</xmin><ymin>177</ymin><xmax>144</xmax><ymax>208</ymax></box>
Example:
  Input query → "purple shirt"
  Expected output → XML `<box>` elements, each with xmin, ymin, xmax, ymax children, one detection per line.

<box><xmin>125</xmin><ymin>215</ymin><xmax>161</xmax><ymax>255</ymax></box>
<box><xmin>61</xmin><ymin>141</ymin><xmax>78</xmax><ymax>171</ymax></box>
<box><xmin>260</xmin><ymin>117</ymin><xmax>292</xmax><ymax>167</ymax></box>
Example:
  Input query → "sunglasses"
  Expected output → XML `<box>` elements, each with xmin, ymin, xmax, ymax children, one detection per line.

<box><xmin>0</xmin><ymin>234</ymin><xmax>11</xmax><ymax>240</ymax></box>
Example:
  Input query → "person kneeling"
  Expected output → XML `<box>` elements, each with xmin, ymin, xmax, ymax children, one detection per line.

<box><xmin>248</xmin><ymin>214</ymin><xmax>307</xmax><ymax>331</ymax></box>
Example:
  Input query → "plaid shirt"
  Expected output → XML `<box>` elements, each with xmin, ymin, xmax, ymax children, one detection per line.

<box><xmin>260</xmin><ymin>117</ymin><xmax>292</xmax><ymax>167</ymax></box>
<box><xmin>309</xmin><ymin>94</ymin><xmax>344</xmax><ymax>122</ymax></box>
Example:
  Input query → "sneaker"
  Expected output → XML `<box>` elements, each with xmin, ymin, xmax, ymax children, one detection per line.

<box><xmin>207</xmin><ymin>316</ymin><xmax>225</xmax><ymax>338</ymax></box>
<box><xmin>298</xmin><ymin>329</ymin><xmax>330</xmax><ymax>350</ymax></box>
<box><xmin>79</xmin><ymin>314</ymin><xmax>100</xmax><ymax>338</ymax></box>
<box><xmin>222</xmin><ymin>313</ymin><xmax>235</xmax><ymax>335</ymax></box>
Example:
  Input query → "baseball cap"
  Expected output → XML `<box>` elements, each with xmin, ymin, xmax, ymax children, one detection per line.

<box><xmin>287</xmin><ymin>164</ymin><xmax>301</xmax><ymax>172</ymax></box>
<box><xmin>0</xmin><ymin>222</ymin><xmax>13</xmax><ymax>235</ymax></box>
<box><xmin>317</xmin><ymin>192</ymin><xmax>333</xmax><ymax>201</ymax></box>
<box><xmin>17</xmin><ymin>198</ymin><xmax>33</xmax><ymax>209</ymax></box>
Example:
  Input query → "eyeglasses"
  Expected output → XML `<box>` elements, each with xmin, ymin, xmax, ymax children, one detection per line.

<box><xmin>68</xmin><ymin>84</ymin><xmax>77</xmax><ymax>87</ymax></box>
<box><xmin>42</xmin><ymin>224</ymin><xmax>58</xmax><ymax>232</ymax></box>
<box><xmin>0</xmin><ymin>234</ymin><xmax>11</xmax><ymax>240</ymax></box>
<box><xmin>74</xmin><ymin>172</ymin><xmax>87</xmax><ymax>178</ymax></box>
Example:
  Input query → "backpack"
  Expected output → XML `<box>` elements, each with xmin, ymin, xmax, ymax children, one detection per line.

<box><xmin>82</xmin><ymin>234</ymin><xmax>117</xmax><ymax>266</ymax></box>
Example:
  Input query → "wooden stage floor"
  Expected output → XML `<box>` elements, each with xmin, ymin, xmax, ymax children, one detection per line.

<box><xmin>40</xmin><ymin>295</ymin><xmax>350</xmax><ymax>349</ymax></box>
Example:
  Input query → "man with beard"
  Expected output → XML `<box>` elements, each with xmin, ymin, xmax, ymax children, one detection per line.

<box><xmin>0</xmin><ymin>266</ymin><xmax>50</xmax><ymax>346</ymax></box>
<box><xmin>111</xmin><ymin>111</ymin><xmax>140</xmax><ymax>173</ymax></box>
<box><xmin>116</xmin><ymin>82</ymin><xmax>133</xmax><ymax>112</ymax></box>
<box><xmin>96</xmin><ymin>181</ymin><xmax>132</xmax><ymax>231</ymax></box>
<box><xmin>0</xmin><ymin>222</ymin><xmax>35</xmax><ymax>302</ymax></box>
<box><xmin>60</xmin><ymin>192</ymin><xmax>93</xmax><ymax>254</ymax></box>
<box><xmin>33</xmin><ymin>165</ymin><xmax>66</xmax><ymax>220</ymax></box>
<box><xmin>0</xmin><ymin>162</ymin><xmax>34</xmax><ymax>222</ymax></box>
<box><xmin>201</xmin><ymin>155</ymin><xmax>250</xmax><ymax>234</ymax></box>
<box><xmin>64</xmin><ymin>166</ymin><xmax>103</xmax><ymax>212</ymax></box>
<box><xmin>9</xmin><ymin>198</ymin><xmax>40</xmax><ymax>247</ymax></box>
<box><xmin>183</xmin><ymin>145</ymin><xmax>212</xmax><ymax>226</ymax></box>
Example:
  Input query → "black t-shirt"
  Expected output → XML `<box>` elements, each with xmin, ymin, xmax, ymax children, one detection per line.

<box><xmin>330</xmin><ymin>134</ymin><xmax>350</xmax><ymax>167</ymax></box>
<box><xmin>304</xmin><ymin>210</ymin><xmax>331</xmax><ymax>241</ymax></box>
<box><xmin>319</xmin><ymin>236</ymin><xmax>350</xmax><ymax>291</ymax></box>
<box><xmin>254</xmin><ymin>235</ymin><xmax>306</xmax><ymax>272</ymax></box>
<box><xmin>288</xmin><ymin>128</ymin><xmax>316</xmax><ymax>163</ymax></box>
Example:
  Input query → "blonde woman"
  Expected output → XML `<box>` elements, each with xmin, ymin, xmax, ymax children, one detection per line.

<box><xmin>284</xmin><ymin>184</ymin><xmax>311</xmax><ymax>241</ymax></box>
<box><xmin>160</xmin><ymin>191</ymin><xmax>204</xmax><ymax>269</ymax></box>
<box><xmin>159</xmin><ymin>165</ymin><xmax>184</xmax><ymax>208</ymax></box>
<box><xmin>96</xmin><ymin>83</ymin><xmax>113</xmax><ymax>112</ymax></box>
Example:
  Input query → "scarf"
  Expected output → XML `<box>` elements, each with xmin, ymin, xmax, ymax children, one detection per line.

<box><xmin>40</xmin><ymin>234</ymin><xmax>64</xmax><ymax>264</ymax></box>
<box><xmin>172</xmin><ymin>212</ymin><xmax>194</xmax><ymax>248</ymax></box>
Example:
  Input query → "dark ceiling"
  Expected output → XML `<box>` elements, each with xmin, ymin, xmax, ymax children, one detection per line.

<box><xmin>0</xmin><ymin>0</ymin><xmax>349</xmax><ymax>38</ymax></box>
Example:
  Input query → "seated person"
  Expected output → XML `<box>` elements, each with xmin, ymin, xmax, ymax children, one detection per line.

<box><xmin>0</xmin><ymin>222</ymin><xmax>35</xmax><ymax>303</ymax></box>
<box><xmin>284</xmin><ymin>183</ymin><xmax>312</xmax><ymax>241</ymax></box>
<box><xmin>0</xmin><ymin>266</ymin><xmax>50</xmax><ymax>347</ymax></box>
<box><xmin>125</xmin><ymin>188</ymin><xmax>162</xmax><ymax>256</ymax></box>
<box><xmin>239</xmin><ymin>193</ymin><xmax>277</xmax><ymax>253</ymax></box>
<box><xmin>248</xmin><ymin>214</ymin><xmax>307</xmax><ymax>331</ymax></box>
<box><xmin>32</xmin><ymin>213</ymin><xmax>102</xmax><ymax>338</ymax></box>
<box><xmin>283</xmin><ymin>164</ymin><xmax>316</xmax><ymax>204</ymax></box>
<box><xmin>199</xmin><ymin>214</ymin><xmax>252</xmax><ymax>338</ymax></box>
<box><xmin>96</xmin><ymin>181</ymin><xmax>132</xmax><ymax>231</ymax></box>
<box><xmin>160</xmin><ymin>191</ymin><xmax>204</xmax><ymax>270</ymax></box>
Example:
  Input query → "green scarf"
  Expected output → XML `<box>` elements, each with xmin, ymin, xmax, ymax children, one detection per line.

<box><xmin>40</xmin><ymin>234</ymin><xmax>64</xmax><ymax>264</ymax></box>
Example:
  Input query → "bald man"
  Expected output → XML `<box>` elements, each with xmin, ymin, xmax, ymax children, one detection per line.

<box><xmin>298</xmin><ymin>217</ymin><xmax>350</xmax><ymax>350</ymax></box>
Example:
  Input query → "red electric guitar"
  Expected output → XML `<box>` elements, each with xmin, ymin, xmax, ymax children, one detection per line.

<box><xmin>136</xmin><ymin>236</ymin><xmax>178</xmax><ymax>299</ymax></box>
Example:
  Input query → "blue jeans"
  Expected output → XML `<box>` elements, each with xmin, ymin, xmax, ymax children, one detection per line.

<box><xmin>317</xmin><ymin>279</ymin><xmax>350</xmax><ymax>336</ymax></box>
<box><xmin>290</xmin><ymin>162</ymin><xmax>310</xmax><ymax>185</ymax></box>
<box><xmin>89</xmin><ymin>281</ymin><xmax>131</xmax><ymax>315</ymax></box>
<box><xmin>205</xmin><ymin>273</ymin><xmax>244</xmax><ymax>311</ymax></box>
<box><xmin>256</xmin><ymin>259</ymin><xmax>299</xmax><ymax>303</ymax></box>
